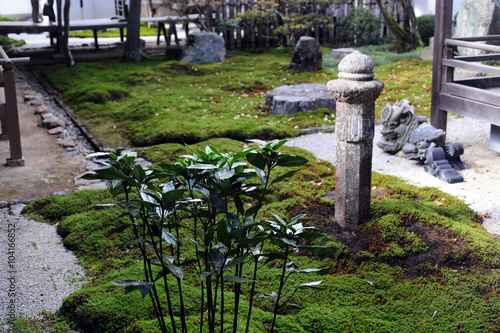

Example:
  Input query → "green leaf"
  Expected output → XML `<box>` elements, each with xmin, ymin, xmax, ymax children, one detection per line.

<box><xmin>112</xmin><ymin>280</ymin><xmax>154</xmax><ymax>299</ymax></box>
<box><xmin>107</xmin><ymin>224</ymin><xmax>131</xmax><ymax>236</ymax></box>
<box><xmin>247</xmin><ymin>139</ymin><xmax>268</xmax><ymax>148</ymax></box>
<box><xmin>247</xmin><ymin>152</ymin><xmax>267</xmax><ymax>170</ymax></box>
<box><xmin>187</xmin><ymin>236</ymin><xmax>205</xmax><ymax>249</ymax></box>
<box><xmin>282</xmin><ymin>238</ymin><xmax>297</xmax><ymax>247</ymax></box>
<box><xmin>187</xmin><ymin>163</ymin><xmax>218</xmax><ymax>170</ymax></box>
<box><xmin>296</xmin><ymin>280</ymin><xmax>324</xmax><ymax>290</ymax></box>
<box><xmin>210</xmin><ymin>194</ymin><xmax>226</xmax><ymax>212</ymax></box>
<box><xmin>298</xmin><ymin>245</ymin><xmax>338</xmax><ymax>255</ymax></box>
<box><xmin>276</xmin><ymin>154</ymin><xmax>309</xmax><ymax>167</ymax></box>
<box><xmin>204</xmin><ymin>227</ymin><xmax>215</xmax><ymax>247</ymax></box>
<box><xmin>271</xmin><ymin>169</ymin><xmax>300</xmax><ymax>185</ymax></box>
<box><xmin>209</xmin><ymin>248</ymin><xmax>225</xmax><ymax>271</ymax></box>
<box><xmin>80</xmin><ymin>172</ymin><xmax>104</xmax><ymax>180</ymax></box>
<box><xmin>217</xmin><ymin>219</ymin><xmax>231</xmax><ymax>247</ymax></box>
<box><xmin>216</xmin><ymin>167</ymin><xmax>235</xmax><ymax>180</ymax></box>
<box><xmin>85</xmin><ymin>152</ymin><xmax>114</xmax><ymax>159</ymax></box>
<box><xmin>132</xmin><ymin>165</ymin><xmax>146</xmax><ymax>182</ymax></box>
<box><xmin>224</xmin><ymin>275</ymin><xmax>255</xmax><ymax>283</ymax></box>
<box><xmin>270</xmin><ymin>139</ymin><xmax>288</xmax><ymax>150</ymax></box>
<box><xmin>201</xmin><ymin>272</ymin><xmax>213</xmax><ymax>280</ymax></box>
<box><xmin>224</xmin><ymin>254</ymin><xmax>249</xmax><ymax>271</ymax></box>
<box><xmin>166</xmin><ymin>264</ymin><xmax>184</xmax><ymax>280</ymax></box>
<box><xmin>286</xmin><ymin>261</ymin><xmax>299</xmax><ymax>271</ymax></box>
<box><xmin>291</xmin><ymin>268</ymin><xmax>331</xmax><ymax>275</ymax></box>
<box><xmin>255</xmin><ymin>167</ymin><xmax>267</xmax><ymax>185</ymax></box>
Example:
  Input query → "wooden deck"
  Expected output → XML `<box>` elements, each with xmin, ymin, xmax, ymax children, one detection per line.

<box><xmin>0</xmin><ymin>15</ymin><xmax>201</xmax><ymax>49</ymax></box>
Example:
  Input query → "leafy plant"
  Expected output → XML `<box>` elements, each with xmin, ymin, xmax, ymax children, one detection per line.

<box><xmin>81</xmin><ymin>139</ymin><xmax>333</xmax><ymax>333</ymax></box>
<box><xmin>417</xmin><ymin>14</ymin><xmax>434</xmax><ymax>46</ymax></box>
<box><xmin>338</xmin><ymin>7</ymin><xmax>381</xmax><ymax>46</ymax></box>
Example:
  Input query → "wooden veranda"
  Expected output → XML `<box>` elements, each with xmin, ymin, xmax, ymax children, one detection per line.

<box><xmin>431</xmin><ymin>0</ymin><xmax>500</xmax><ymax>152</ymax></box>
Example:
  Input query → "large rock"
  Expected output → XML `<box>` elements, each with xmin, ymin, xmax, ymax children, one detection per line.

<box><xmin>265</xmin><ymin>83</ymin><xmax>336</xmax><ymax>115</ymax></box>
<box><xmin>453</xmin><ymin>0</ymin><xmax>500</xmax><ymax>56</ymax></box>
<box><xmin>288</xmin><ymin>36</ymin><xmax>322</xmax><ymax>72</ymax></box>
<box><xmin>180</xmin><ymin>32</ymin><xmax>225</xmax><ymax>64</ymax></box>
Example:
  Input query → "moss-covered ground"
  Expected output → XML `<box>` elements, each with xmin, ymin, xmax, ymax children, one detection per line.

<box><xmin>37</xmin><ymin>47</ymin><xmax>432</xmax><ymax>149</ymax></box>
<box><xmin>18</xmin><ymin>138</ymin><xmax>500</xmax><ymax>333</ymax></box>
<box><xmin>16</xmin><ymin>46</ymin><xmax>494</xmax><ymax>332</ymax></box>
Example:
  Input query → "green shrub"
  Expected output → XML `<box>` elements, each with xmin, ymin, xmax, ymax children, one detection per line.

<box><xmin>338</xmin><ymin>7</ymin><xmax>381</xmax><ymax>46</ymax></box>
<box><xmin>417</xmin><ymin>15</ymin><xmax>434</xmax><ymax>46</ymax></box>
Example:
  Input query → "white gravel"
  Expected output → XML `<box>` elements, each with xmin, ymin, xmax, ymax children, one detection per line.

<box><xmin>286</xmin><ymin>115</ymin><xmax>500</xmax><ymax>234</ymax></box>
<box><xmin>0</xmin><ymin>208</ymin><xmax>86</xmax><ymax>331</ymax></box>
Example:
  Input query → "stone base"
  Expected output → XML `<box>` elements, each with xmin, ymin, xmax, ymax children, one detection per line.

<box><xmin>6</xmin><ymin>157</ymin><xmax>25</xmax><ymax>167</ymax></box>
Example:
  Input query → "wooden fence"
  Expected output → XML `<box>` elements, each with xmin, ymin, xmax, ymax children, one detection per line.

<box><xmin>181</xmin><ymin>0</ymin><xmax>382</xmax><ymax>49</ymax></box>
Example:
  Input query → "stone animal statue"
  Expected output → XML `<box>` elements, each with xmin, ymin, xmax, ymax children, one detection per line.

<box><xmin>377</xmin><ymin>99</ymin><xmax>467</xmax><ymax>183</ymax></box>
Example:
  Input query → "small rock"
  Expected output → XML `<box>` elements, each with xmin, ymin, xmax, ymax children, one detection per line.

<box><xmin>47</xmin><ymin>126</ymin><xmax>63</xmax><ymax>135</ymax></box>
<box><xmin>24</xmin><ymin>94</ymin><xmax>36</xmax><ymax>102</ymax></box>
<box><xmin>39</xmin><ymin>118</ymin><xmax>63</xmax><ymax>129</ymax></box>
<box><xmin>10</xmin><ymin>204</ymin><xmax>26</xmax><ymax>215</ymax></box>
<box><xmin>30</xmin><ymin>100</ymin><xmax>43</xmax><ymax>107</ymax></box>
<box><xmin>41</xmin><ymin>112</ymin><xmax>55</xmax><ymax>120</ymax></box>
<box><xmin>56</xmin><ymin>138</ymin><xmax>76</xmax><ymax>148</ymax></box>
<box><xmin>34</xmin><ymin>106</ymin><xmax>49</xmax><ymax>115</ymax></box>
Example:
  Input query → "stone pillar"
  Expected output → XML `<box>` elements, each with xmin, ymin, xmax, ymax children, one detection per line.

<box><xmin>327</xmin><ymin>51</ymin><xmax>384</xmax><ymax>230</ymax></box>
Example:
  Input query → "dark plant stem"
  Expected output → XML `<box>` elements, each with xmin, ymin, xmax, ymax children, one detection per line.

<box><xmin>245</xmin><ymin>256</ymin><xmax>260</xmax><ymax>333</ymax></box>
<box><xmin>147</xmin><ymin>259</ymin><xmax>169</xmax><ymax>333</ymax></box>
<box><xmin>271</xmin><ymin>244</ymin><xmax>289</xmax><ymax>333</ymax></box>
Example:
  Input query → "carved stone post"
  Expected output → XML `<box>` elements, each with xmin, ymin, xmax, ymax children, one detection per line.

<box><xmin>327</xmin><ymin>51</ymin><xmax>384</xmax><ymax>230</ymax></box>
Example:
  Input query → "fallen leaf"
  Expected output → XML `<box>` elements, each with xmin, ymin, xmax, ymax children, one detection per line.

<box><xmin>434</xmin><ymin>200</ymin><xmax>443</xmax><ymax>206</ymax></box>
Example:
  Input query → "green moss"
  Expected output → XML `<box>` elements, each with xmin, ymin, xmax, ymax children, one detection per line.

<box><xmin>27</xmin><ymin>144</ymin><xmax>500</xmax><ymax>332</ymax></box>
<box><xmin>38</xmin><ymin>51</ymin><xmax>336</xmax><ymax>148</ymax></box>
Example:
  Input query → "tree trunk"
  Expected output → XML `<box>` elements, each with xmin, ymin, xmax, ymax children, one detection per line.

<box><xmin>376</xmin><ymin>0</ymin><xmax>418</xmax><ymax>53</ymax></box>
<box><xmin>122</xmin><ymin>0</ymin><xmax>144</xmax><ymax>62</ymax></box>
<box><xmin>63</xmin><ymin>0</ymin><xmax>75</xmax><ymax>66</ymax></box>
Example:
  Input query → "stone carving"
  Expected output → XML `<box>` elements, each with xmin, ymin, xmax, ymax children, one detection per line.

<box><xmin>180</xmin><ymin>32</ymin><xmax>225</xmax><ymax>64</ymax></box>
<box><xmin>377</xmin><ymin>99</ymin><xmax>419</xmax><ymax>154</ymax></box>
<box><xmin>288</xmin><ymin>36</ymin><xmax>322</xmax><ymax>72</ymax></box>
<box><xmin>424</xmin><ymin>146</ymin><xmax>465</xmax><ymax>184</ymax></box>
<box><xmin>265</xmin><ymin>84</ymin><xmax>336</xmax><ymax>115</ymax></box>
<box><xmin>327</xmin><ymin>50</ymin><xmax>384</xmax><ymax>230</ymax></box>
<box><xmin>377</xmin><ymin>99</ymin><xmax>467</xmax><ymax>183</ymax></box>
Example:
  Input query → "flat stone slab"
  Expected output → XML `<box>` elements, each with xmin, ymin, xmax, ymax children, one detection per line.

<box><xmin>265</xmin><ymin>83</ymin><xmax>336</xmax><ymax>115</ymax></box>
<box><xmin>330</xmin><ymin>48</ymin><xmax>356</xmax><ymax>60</ymax></box>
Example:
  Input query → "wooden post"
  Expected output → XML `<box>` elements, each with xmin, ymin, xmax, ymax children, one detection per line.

<box><xmin>1</xmin><ymin>60</ymin><xmax>24</xmax><ymax>166</ymax></box>
<box><xmin>430</xmin><ymin>0</ymin><xmax>453</xmax><ymax>135</ymax></box>
<box><xmin>327</xmin><ymin>51</ymin><xmax>384</xmax><ymax>230</ymax></box>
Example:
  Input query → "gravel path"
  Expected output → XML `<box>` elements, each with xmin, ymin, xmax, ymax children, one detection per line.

<box><xmin>0</xmin><ymin>208</ymin><xmax>86</xmax><ymax>331</ymax></box>
<box><xmin>287</xmin><ymin>115</ymin><xmax>500</xmax><ymax>235</ymax></box>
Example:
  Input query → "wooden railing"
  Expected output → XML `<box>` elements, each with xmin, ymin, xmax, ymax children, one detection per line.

<box><xmin>0</xmin><ymin>46</ymin><xmax>29</xmax><ymax>166</ymax></box>
<box><xmin>431</xmin><ymin>0</ymin><xmax>500</xmax><ymax>151</ymax></box>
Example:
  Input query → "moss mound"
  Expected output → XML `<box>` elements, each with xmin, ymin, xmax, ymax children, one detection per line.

<box><xmin>23</xmin><ymin>140</ymin><xmax>500</xmax><ymax>332</ymax></box>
